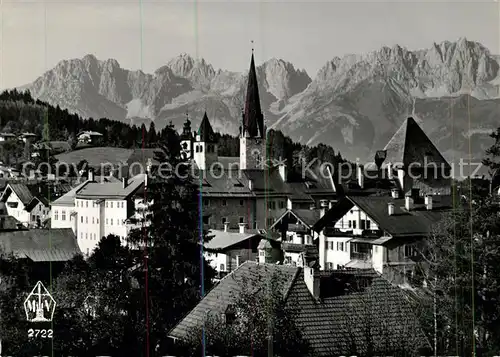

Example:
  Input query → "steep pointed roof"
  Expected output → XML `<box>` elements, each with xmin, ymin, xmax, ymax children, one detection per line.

<box><xmin>243</xmin><ymin>53</ymin><xmax>264</xmax><ymax>138</ymax></box>
<box><xmin>180</xmin><ymin>116</ymin><xmax>193</xmax><ymax>140</ymax></box>
<box><xmin>383</xmin><ymin>117</ymin><xmax>450</xmax><ymax>170</ymax></box>
<box><xmin>197</xmin><ymin>112</ymin><xmax>216</xmax><ymax>143</ymax></box>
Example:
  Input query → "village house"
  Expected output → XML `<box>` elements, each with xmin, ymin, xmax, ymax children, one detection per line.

<box><xmin>309</xmin><ymin>116</ymin><xmax>453</xmax><ymax>280</ymax></box>
<box><xmin>0</xmin><ymin>181</ymin><xmax>71</xmax><ymax>227</ymax></box>
<box><xmin>168</xmin><ymin>261</ymin><xmax>430</xmax><ymax>356</ymax></box>
<box><xmin>77</xmin><ymin>130</ymin><xmax>103</xmax><ymax>145</ymax></box>
<box><xmin>0</xmin><ymin>132</ymin><xmax>16</xmax><ymax>142</ymax></box>
<box><xmin>18</xmin><ymin>132</ymin><xmax>37</xmax><ymax>143</ymax></box>
<box><xmin>203</xmin><ymin>225</ymin><xmax>266</xmax><ymax>278</ymax></box>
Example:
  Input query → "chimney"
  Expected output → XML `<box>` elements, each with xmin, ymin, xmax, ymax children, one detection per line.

<box><xmin>375</xmin><ymin>150</ymin><xmax>387</xmax><ymax>170</ymax></box>
<box><xmin>304</xmin><ymin>266</ymin><xmax>320</xmax><ymax>299</ymax></box>
<box><xmin>235</xmin><ymin>255</ymin><xmax>240</xmax><ymax>267</ymax></box>
<box><xmin>238</xmin><ymin>222</ymin><xmax>246</xmax><ymax>234</ymax></box>
<box><xmin>224</xmin><ymin>221</ymin><xmax>230</xmax><ymax>232</ymax></box>
<box><xmin>391</xmin><ymin>188</ymin><xmax>399</xmax><ymax>199</ymax></box>
<box><xmin>144</xmin><ymin>173</ymin><xmax>148</xmax><ymax>188</ymax></box>
<box><xmin>122</xmin><ymin>177</ymin><xmax>127</xmax><ymax>189</ymax></box>
<box><xmin>248</xmin><ymin>179</ymin><xmax>254</xmax><ymax>191</ymax></box>
<box><xmin>320</xmin><ymin>199</ymin><xmax>328</xmax><ymax>218</ymax></box>
<box><xmin>387</xmin><ymin>162</ymin><xmax>393</xmax><ymax>179</ymax></box>
<box><xmin>357</xmin><ymin>165</ymin><xmax>364</xmax><ymax>189</ymax></box>
<box><xmin>425</xmin><ymin>194</ymin><xmax>433</xmax><ymax>210</ymax></box>
<box><xmin>329</xmin><ymin>200</ymin><xmax>335</xmax><ymax>209</ymax></box>
<box><xmin>388</xmin><ymin>202</ymin><xmax>395</xmax><ymax>216</ymax></box>
<box><xmin>278</xmin><ymin>158</ymin><xmax>287</xmax><ymax>182</ymax></box>
<box><xmin>405</xmin><ymin>195</ymin><xmax>414</xmax><ymax>211</ymax></box>
<box><xmin>88</xmin><ymin>169</ymin><xmax>94</xmax><ymax>182</ymax></box>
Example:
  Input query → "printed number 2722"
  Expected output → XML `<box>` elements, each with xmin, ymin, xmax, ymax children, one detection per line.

<box><xmin>27</xmin><ymin>329</ymin><xmax>53</xmax><ymax>339</ymax></box>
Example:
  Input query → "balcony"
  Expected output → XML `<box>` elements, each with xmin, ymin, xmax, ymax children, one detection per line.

<box><xmin>323</xmin><ymin>227</ymin><xmax>354</xmax><ymax>237</ymax></box>
<box><xmin>287</xmin><ymin>224</ymin><xmax>309</xmax><ymax>233</ymax></box>
<box><xmin>350</xmin><ymin>251</ymin><xmax>371</xmax><ymax>261</ymax></box>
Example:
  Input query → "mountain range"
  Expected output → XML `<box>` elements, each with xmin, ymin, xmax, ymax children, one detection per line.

<box><xmin>18</xmin><ymin>37</ymin><xmax>500</xmax><ymax>170</ymax></box>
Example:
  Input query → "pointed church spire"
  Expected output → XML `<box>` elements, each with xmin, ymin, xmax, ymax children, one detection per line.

<box><xmin>198</xmin><ymin>111</ymin><xmax>216</xmax><ymax>143</ymax></box>
<box><xmin>242</xmin><ymin>49</ymin><xmax>264</xmax><ymax>138</ymax></box>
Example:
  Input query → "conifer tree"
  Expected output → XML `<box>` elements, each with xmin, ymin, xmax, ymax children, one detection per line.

<box><xmin>127</xmin><ymin>122</ymin><xmax>215</xmax><ymax>355</ymax></box>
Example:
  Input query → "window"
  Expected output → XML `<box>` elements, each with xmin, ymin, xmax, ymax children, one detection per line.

<box><xmin>352</xmin><ymin>220</ymin><xmax>357</xmax><ymax>229</ymax></box>
<box><xmin>85</xmin><ymin>216</ymin><xmax>88</xmax><ymax>224</ymax></box>
<box><xmin>220</xmin><ymin>264</ymin><xmax>225</xmax><ymax>271</ymax></box>
<box><xmin>259</xmin><ymin>251</ymin><xmax>265</xmax><ymax>256</ymax></box>
<box><xmin>204</xmin><ymin>199</ymin><xmax>210</xmax><ymax>207</ymax></box>
<box><xmin>404</xmin><ymin>245</ymin><xmax>414</xmax><ymax>257</ymax></box>
<box><xmin>106</xmin><ymin>202</ymin><xmax>108</xmax><ymax>208</ymax></box>
<box><xmin>61</xmin><ymin>210</ymin><xmax>66</xmax><ymax>221</ymax></box>
<box><xmin>348</xmin><ymin>220</ymin><xmax>352</xmax><ymax>228</ymax></box>
<box><xmin>222</xmin><ymin>200</ymin><xmax>227</xmax><ymax>206</ymax></box>
<box><xmin>85</xmin><ymin>233</ymin><xmax>88</xmax><ymax>239</ymax></box>
<box><xmin>92</xmin><ymin>217</ymin><xmax>94</xmax><ymax>224</ymax></box>
<box><xmin>111</xmin><ymin>202</ymin><xmax>113</xmax><ymax>208</ymax></box>
<box><xmin>81</xmin><ymin>216</ymin><xmax>83</xmax><ymax>223</ymax></box>
<box><xmin>267</xmin><ymin>201</ymin><xmax>276</xmax><ymax>210</ymax></box>
<box><xmin>239</xmin><ymin>217</ymin><xmax>244</xmax><ymax>224</ymax></box>
<box><xmin>279</xmin><ymin>201</ymin><xmax>285</xmax><ymax>209</ymax></box>
<box><xmin>374</xmin><ymin>246</ymin><xmax>379</xmax><ymax>253</ymax></box>
<box><xmin>54</xmin><ymin>210</ymin><xmax>58</xmax><ymax>220</ymax></box>
<box><xmin>200</xmin><ymin>145</ymin><xmax>203</xmax><ymax>152</ymax></box>
<box><xmin>111</xmin><ymin>219</ymin><xmax>113</xmax><ymax>226</ymax></box>
<box><xmin>328</xmin><ymin>242</ymin><xmax>334</xmax><ymax>250</ymax></box>
<box><xmin>121</xmin><ymin>202</ymin><xmax>124</xmax><ymax>208</ymax></box>
<box><xmin>106</xmin><ymin>218</ymin><xmax>109</xmax><ymax>224</ymax></box>
<box><xmin>239</xmin><ymin>199</ymin><xmax>244</xmax><ymax>206</ymax></box>
<box><xmin>86</xmin><ymin>201</ymin><xmax>88</xmax><ymax>208</ymax></box>
<box><xmin>360</xmin><ymin>220</ymin><xmax>366</xmax><ymax>230</ymax></box>
<box><xmin>336</xmin><ymin>242</ymin><xmax>345</xmax><ymax>251</ymax></box>
<box><xmin>221</xmin><ymin>217</ymin><xmax>227</xmax><ymax>224</ymax></box>
<box><xmin>366</xmin><ymin>220</ymin><xmax>371</xmax><ymax>229</ymax></box>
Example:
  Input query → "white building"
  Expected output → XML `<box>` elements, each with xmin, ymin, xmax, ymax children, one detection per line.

<box><xmin>77</xmin><ymin>131</ymin><xmax>103</xmax><ymax>144</ymax></box>
<box><xmin>50</xmin><ymin>172</ymin><xmax>147</xmax><ymax>256</ymax></box>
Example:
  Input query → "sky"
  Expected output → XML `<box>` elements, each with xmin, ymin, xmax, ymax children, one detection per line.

<box><xmin>0</xmin><ymin>0</ymin><xmax>499</xmax><ymax>89</ymax></box>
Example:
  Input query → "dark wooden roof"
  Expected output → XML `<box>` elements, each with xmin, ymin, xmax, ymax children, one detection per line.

<box><xmin>197</xmin><ymin>112</ymin><xmax>216</xmax><ymax>143</ymax></box>
<box><xmin>0</xmin><ymin>228</ymin><xmax>81</xmax><ymax>261</ymax></box>
<box><xmin>168</xmin><ymin>262</ymin><xmax>429</xmax><ymax>356</ymax></box>
<box><xmin>314</xmin><ymin>195</ymin><xmax>453</xmax><ymax>238</ymax></box>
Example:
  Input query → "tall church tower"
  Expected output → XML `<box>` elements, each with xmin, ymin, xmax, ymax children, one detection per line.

<box><xmin>180</xmin><ymin>115</ymin><xmax>194</xmax><ymax>160</ymax></box>
<box><xmin>240</xmin><ymin>51</ymin><xmax>266</xmax><ymax>171</ymax></box>
<box><xmin>193</xmin><ymin>112</ymin><xmax>218</xmax><ymax>170</ymax></box>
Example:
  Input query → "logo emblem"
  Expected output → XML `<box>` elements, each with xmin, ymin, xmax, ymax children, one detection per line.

<box><xmin>23</xmin><ymin>281</ymin><xmax>56</xmax><ymax>323</ymax></box>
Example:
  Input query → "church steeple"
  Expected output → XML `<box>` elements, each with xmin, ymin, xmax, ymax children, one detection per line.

<box><xmin>242</xmin><ymin>52</ymin><xmax>264</xmax><ymax>138</ymax></box>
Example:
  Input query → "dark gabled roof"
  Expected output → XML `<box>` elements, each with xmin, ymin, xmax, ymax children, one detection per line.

<box><xmin>197</xmin><ymin>112</ymin><xmax>216</xmax><ymax>143</ymax></box>
<box><xmin>314</xmin><ymin>195</ymin><xmax>453</xmax><ymax>238</ymax></box>
<box><xmin>382</xmin><ymin>117</ymin><xmax>450</xmax><ymax>170</ymax></box>
<box><xmin>168</xmin><ymin>261</ymin><xmax>298</xmax><ymax>340</ymax></box>
<box><xmin>169</xmin><ymin>263</ymin><xmax>429</xmax><ymax>356</ymax></box>
<box><xmin>271</xmin><ymin>209</ymin><xmax>321</xmax><ymax>230</ymax></box>
<box><xmin>0</xmin><ymin>228</ymin><xmax>81</xmax><ymax>261</ymax></box>
<box><xmin>286</xmin><ymin>269</ymin><xmax>429</xmax><ymax>356</ymax></box>
<box><xmin>1</xmin><ymin>182</ymin><xmax>71</xmax><ymax>209</ymax></box>
<box><xmin>243</xmin><ymin>53</ymin><xmax>264</xmax><ymax>138</ymax></box>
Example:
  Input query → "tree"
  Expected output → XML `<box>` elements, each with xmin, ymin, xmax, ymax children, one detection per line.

<box><xmin>51</xmin><ymin>235</ymin><xmax>138</xmax><ymax>356</ymax></box>
<box><xmin>67</xmin><ymin>134</ymin><xmax>77</xmax><ymax>151</ymax></box>
<box><xmin>127</xmin><ymin>123</ymin><xmax>216</xmax><ymax>355</ymax></box>
<box><xmin>181</xmin><ymin>271</ymin><xmax>310</xmax><ymax>357</ymax></box>
<box><xmin>416</xmin><ymin>194</ymin><xmax>500</xmax><ymax>356</ymax></box>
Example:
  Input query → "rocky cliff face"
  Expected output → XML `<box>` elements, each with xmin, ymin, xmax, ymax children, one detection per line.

<box><xmin>19</xmin><ymin>38</ymin><xmax>500</xmax><ymax>167</ymax></box>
